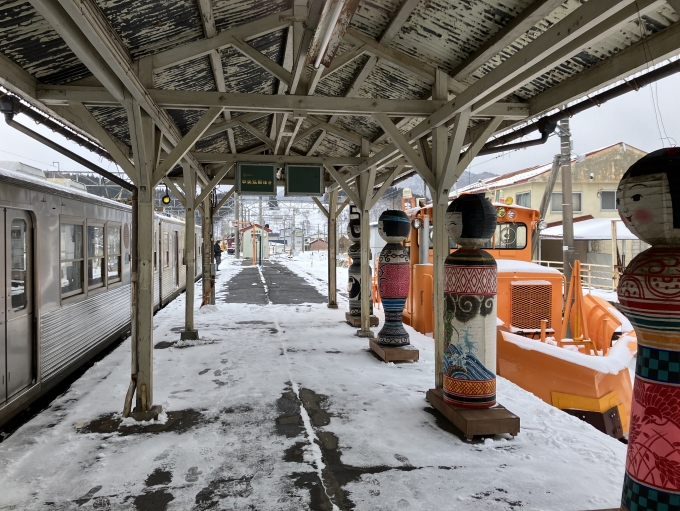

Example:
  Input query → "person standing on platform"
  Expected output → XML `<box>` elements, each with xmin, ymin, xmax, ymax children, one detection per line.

<box><xmin>214</xmin><ymin>241</ymin><xmax>222</xmax><ymax>271</ymax></box>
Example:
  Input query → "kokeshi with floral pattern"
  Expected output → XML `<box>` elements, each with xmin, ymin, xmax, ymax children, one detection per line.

<box><xmin>618</xmin><ymin>148</ymin><xmax>680</xmax><ymax>511</ymax></box>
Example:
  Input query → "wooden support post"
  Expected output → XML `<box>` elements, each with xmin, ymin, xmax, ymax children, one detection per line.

<box><xmin>611</xmin><ymin>219</ymin><xmax>620</xmax><ymax>289</ymax></box>
<box><xmin>234</xmin><ymin>193</ymin><xmax>240</xmax><ymax>258</ymax></box>
<box><xmin>181</xmin><ymin>162</ymin><xmax>198</xmax><ymax>340</ymax></box>
<box><xmin>431</xmin><ymin>70</ymin><xmax>449</xmax><ymax>389</ymax></box>
<box><xmin>328</xmin><ymin>189</ymin><xmax>339</xmax><ymax>309</ymax></box>
<box><xmin>123</xmin><ymin>56</ymin><xmax>161</xmax><ymax>420</ymax></box>
<box><xmin>357</xmin><ymin>140</ymin><xmax>375</xmax><ymax>338</ymax></box>
<box><xmin>202</xmin><ymin>194</ymin><xmax>214</xmax><ymax>305</ymax></box>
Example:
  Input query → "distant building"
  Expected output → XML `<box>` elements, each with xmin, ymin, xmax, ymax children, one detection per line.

<box><xmin>308</xmin><ymin>239</ymin><xmax>328</xmax><ymax>251</ymax></box>
<box><xmin>452</xmin><ymin>143</ymin><xmax>649</xmax><ymax>272</ymax></box>
<box><xmin>338</xmin><ymin>235</ymin><xmax>350</xmax><ymax>254</ymax></box>
<box><xmin>452</xmin><ymin>142</ymin><xmax>646</xmax><ymax>223</ymax></box>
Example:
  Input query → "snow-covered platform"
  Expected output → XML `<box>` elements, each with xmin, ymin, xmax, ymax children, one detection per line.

<box><xmin>0</xmin><ymin>254</ymin><xmax>627</xmax><ymax>510</ymax></box>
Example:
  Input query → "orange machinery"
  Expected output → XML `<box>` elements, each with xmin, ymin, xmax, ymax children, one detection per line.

<box><xmin>403</xmin><ymin>201</ymin><xmax>636</xmax><ymax>438</ymax></box>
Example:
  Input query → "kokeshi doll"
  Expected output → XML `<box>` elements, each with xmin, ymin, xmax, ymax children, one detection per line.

<box><xmin>347</xmin><ymin>205</ymin><xmax>372</xmax><ymax>318</ymax></box>
<box><xmin>443</xmin><ymin>194</ymin><xmax>498</xmax><ymax>409</ymax></box>
<box><xmin>617</xmin><ymin>148</ymin><xmax>680</xmax><ymax>511</ymax></box>
<box><xmin>376</xmin><ymin>210</ymin><xmax>411</xmax><ymax>346</ymax></box>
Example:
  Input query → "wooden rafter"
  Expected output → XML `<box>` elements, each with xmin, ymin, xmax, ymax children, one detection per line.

<box><xmin>450</xmin><ymin>0</ymin><xmax>566</xmax><ymax>80</ymax></box>
<box><xmin>196</xmin><ymin>0</ymin><xmax>236</xmax><ymax>154</ymax></box>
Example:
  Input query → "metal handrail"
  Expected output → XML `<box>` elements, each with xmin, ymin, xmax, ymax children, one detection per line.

<box><xmin>532</xmin><ymin>259</ymin><xmax>618</xmax><ymax>292</ymax></box>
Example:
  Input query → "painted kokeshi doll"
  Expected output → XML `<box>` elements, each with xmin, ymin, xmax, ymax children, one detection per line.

<box><xmin>617</xmin><ymin>148</ymin><xmax>680</xmax><ymax>511</ymax></box>
<box><xmin>347</xmin><ymin>205</ymin><xmax>372</xmax><ymax>317</ymax></box>
<box><xmin>443</xmin><ymin>194</ymin><xmax>498</xmax><ymax>409</ymax></box>
<box><xmin>376</xmin><ymin>210</ymin><xmax>411</xmax><ymax>346</ymax></box>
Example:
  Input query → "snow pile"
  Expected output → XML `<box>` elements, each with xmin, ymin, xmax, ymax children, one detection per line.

<box><xmin>502</xmin><ymin>331</ymin><xmax>635</xmax><ymax>374</ymax></box>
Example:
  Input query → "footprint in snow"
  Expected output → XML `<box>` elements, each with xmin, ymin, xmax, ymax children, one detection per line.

<box><xmin>186</xmin><ymin>467</ymin><xmax>202</xmax><ymax>482</ymax></box>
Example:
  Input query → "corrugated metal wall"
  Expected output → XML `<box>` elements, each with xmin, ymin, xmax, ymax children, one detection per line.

<box><xmin>41</xmin><ymin>284</ymin><xmax>131</xmax><ymax>381</ymax></box>
<box><xmin>161</xmin><ymin>267</ymin><xmax>175</xmax><ymax>302</ymax></box>
<box><xmin>154</xmin><ymin>271</ymin><xmax>160</xmax><ymax>307</ymax></box>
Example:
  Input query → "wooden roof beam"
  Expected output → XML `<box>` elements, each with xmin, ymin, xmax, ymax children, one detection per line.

<box><xmin>46</xmin><ymin>0</ymin><xmax>208</xmax><ymax>184</ymax></box>
<box><xmin>36</xmin><ymin>88</ymin><xmax>450</xmax><ymax>116</ymax></box>
<box><xmin>150</xmin><ymin>9</ymin><xmax>293</xmax><ymax>71</ymax></box>
<box><xmin>468</xmin><ymin>0</ymin><xmax>667</xmax><ymax>114</ymax></box>
<box><xmin>451</xmin><ymin>0</ymin><xmax>566</xmax><ymax>81</ymax></box>
<box><xmin>529</xmin><ymin>11</ymin><xmax>680</xmax><ymax>116</ymax></box>
<box><xmin>353</xmin><ymin>0</ymin><xmax>644</xmax><ymax>178</ymax></box>
<box><xmin>190</xmin><ymin>152</ymin><xmax>366</xmax><ymax>166</ymax></box>
<box><xmin>307</xmin><ymin>0</ymin><xmax>444</xmax><ymax>157</ymax></box>
<box><xmin>344</xmin><ymin>28</ymin><xmax>466</xmax><ymax>94</ymax></box>
<box><xmin>197</xmin><ymin>0</ymin><xmax>236</xmax><ymax>154</ymax></box>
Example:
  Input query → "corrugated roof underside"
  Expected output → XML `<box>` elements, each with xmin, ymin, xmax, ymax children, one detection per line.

<box><xmin>0</xmin><ymin>2</ymin><xmax>90</xmax><ymax>84</ymax></box>
<box><xmin>0</xmin><ymin>0</ymin><xmax>678</xmax><ymax>168</ymax></box>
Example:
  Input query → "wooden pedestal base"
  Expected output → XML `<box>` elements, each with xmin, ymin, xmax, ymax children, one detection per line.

<box><xmin>426</xmin><ymin>388</ymin><xmax>520</xmax><ymax>440</ymax></box>
<box><xmin>369</xmin><ymin>339</ymin><xmax>419</xmax><ymax>362</ymax></box>
<box><xmin>345</xmin><ymin>312</ymin><xmax>379</xmax><ymax>327</ymax></box>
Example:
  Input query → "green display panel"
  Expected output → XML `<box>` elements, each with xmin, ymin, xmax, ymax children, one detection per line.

<box><xmin>285</xmin><ymin>164</ymin><xmax>324</xmax><ymax>197</ymax></box>
<box><xmin>236</xmin><ymin>163</ymin><xmax>277</xmax><ymax>195</ymax></box>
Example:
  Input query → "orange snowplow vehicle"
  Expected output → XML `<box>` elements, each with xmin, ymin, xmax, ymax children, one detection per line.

<box><xmin>403</xmin><ymin>201</ymin><xmax>636</xmax><ymax>438</ymax></box>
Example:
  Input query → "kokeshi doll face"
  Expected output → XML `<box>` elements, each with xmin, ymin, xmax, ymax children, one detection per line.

<box><xmin>445</xmin><ymin>211</ymin><xmax>463</xmax><ymax>242</ymax></box>
<box><xmin>378</xmin><ymin>210</ymin><xmax>410</xmax><ymax>243</ymax></box>
<box><xmin>617</xmin><ymin>172</ymin><xmax>675</xmax><ymax>247</ymax></box>
<box><xmin>446</xmin><ymin>195</ymin><xmax>496</xmax><ymax>249</ymax></box>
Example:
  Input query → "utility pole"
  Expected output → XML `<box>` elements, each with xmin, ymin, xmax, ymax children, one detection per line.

<box><xmin>560</xmin><ymin>118</ymin><xmax>576</xmax><ymax>317</ymax></box>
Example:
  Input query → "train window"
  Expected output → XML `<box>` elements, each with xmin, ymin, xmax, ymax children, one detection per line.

<box><xmin>10</xmin><ymin>219</ymin><xmax>27</xmax><ymax>310</ymax></box>
<box><xmin>180</xmin><ymin>232</ymin><xmax>185</xmax><ymax>263</ymax></box>
<box><xmin>60</xmin><ymin>223</ymin><xmax>83</xmax><ymax>297</ymax></box>
<box><xmin>87</xmin><ymin>225</ymin><xmax>105</xmax><ymax>289</ymax></box>
<box><xmin>153</xmin><ymin>229</ymin><xmax>157</xmax><ymax>270</ymax></box>
<box><xmin>164</xmin><ymin>232</ymin><xmax>170</xmax><ymax>267</ymax></box>
<box><xmin>108</xmin><ymin>225</ymin><xmax>121</xmax><ymax>283</ymax></box>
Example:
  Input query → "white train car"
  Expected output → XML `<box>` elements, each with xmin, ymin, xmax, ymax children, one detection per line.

<box><xmin>0</xmin><ymin>166</ymin><xmax>202</xmax><ymax>427</ymax></box>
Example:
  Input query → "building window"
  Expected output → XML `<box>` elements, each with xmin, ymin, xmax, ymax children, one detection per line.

<box><xmin>601</xmin><ymin>190</ymin><xmax>617</xmax><ymax>211</ymax></box>
<box><xmin>87</xmin><ymin>225</ymin><xmax>105</xmax><ymax>289</ymax></box>
<box><xmin>108</xmin><ymin>224</ymin><xmax>121</xmax><ymax>282</ymax></box>
<box><xmin>551</xmin><ymin>192</ymin><xmax>582</xmax><ymax>213</ymax></box>
<box><xmin>164</xmin><ymin>232</ymin><xmax>170</xmax><ymax>268</ymax></box>
<box><xmin>516</xmin><ymin>191</ymin><xmax>531</xmax><ymax>208</ymax></box>
<box><xmin>60</xmin><ymin>222</ymin><xmax>84</xmax><ymax>297</ymax></box>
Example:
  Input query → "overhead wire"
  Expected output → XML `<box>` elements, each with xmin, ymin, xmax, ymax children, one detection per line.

<box><xmin>635</xmin><ymin>1</ymin><xmax>676</xmax><ymax>147</ymax></box>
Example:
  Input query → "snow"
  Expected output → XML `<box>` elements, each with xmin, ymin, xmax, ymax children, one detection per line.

<box><xmin>0</xmin><ymin>255</ymin><xmax>628</xmax><ymax>510</ymax></box>
<box><xmin>585</xmin><ymin>287</ymin><xmax>619</xmax><ymax>303</ymax></box>
<box><xmin>502</xmin><ymin>331</ymin><xmax>635</xmax><ymax>374</ymax></box>
<box><xmin>497</xmin><ymin>259</ymin><xmax>562</xmax><ymax>274</ymax></box>
<box><xmin>608</xmin><ymin>307</ymin><xmax>634</xmax><ymax>333</ymax></box>
<box><xmin>540</xmin><ymin>218</ymin><xmax>638</xmax><ymax>241</ymax></box>
<box><xmin>511</xmin><ymin>280</ymin><xmax>551</xmax><ymax>286</ymax></box>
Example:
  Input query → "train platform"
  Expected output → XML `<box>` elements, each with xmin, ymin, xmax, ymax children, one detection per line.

<box><xmin>0</xmin><ymin>254</ymin><xmax>627</xmax><ymax>511</ymax></box>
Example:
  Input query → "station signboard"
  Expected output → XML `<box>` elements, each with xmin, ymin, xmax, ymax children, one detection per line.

<box><xmin>284</xmin><ymin>164</ymin><xmax>324</xmax><ymax>197</ymax></box>
<box><xmin>236</xmin><ymin>163</ymin><xmax>277</xmax><ymax>196</ymax></box>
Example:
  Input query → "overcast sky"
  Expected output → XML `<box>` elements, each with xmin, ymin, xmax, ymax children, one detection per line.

<box><xmin>1</xmin><ymin>72</ymin><xmax>679</xmax><ymax>183</ymax></box>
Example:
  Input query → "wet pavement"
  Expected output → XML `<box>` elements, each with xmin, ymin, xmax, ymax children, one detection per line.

<box><xmin>222</xmin><ymin>261</ymin><xmax>326</xmax><ymax>305</ymax></box>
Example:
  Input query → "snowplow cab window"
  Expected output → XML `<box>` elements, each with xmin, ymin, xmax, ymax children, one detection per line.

<box><xmin>480</xmin><ymin>223</ymin><xmax>528</xmax><ymax>250</ymax></box>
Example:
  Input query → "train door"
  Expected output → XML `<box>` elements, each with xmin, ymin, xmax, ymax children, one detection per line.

<box><xmin>173</xmin><ymin>231</ymin><xmax>179</xmax><ymax>288</ymax></box>
<box><xmin>2</xmin><ymin>209</ymin><xmax>34</xmax><ymax>402</ymax></box>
